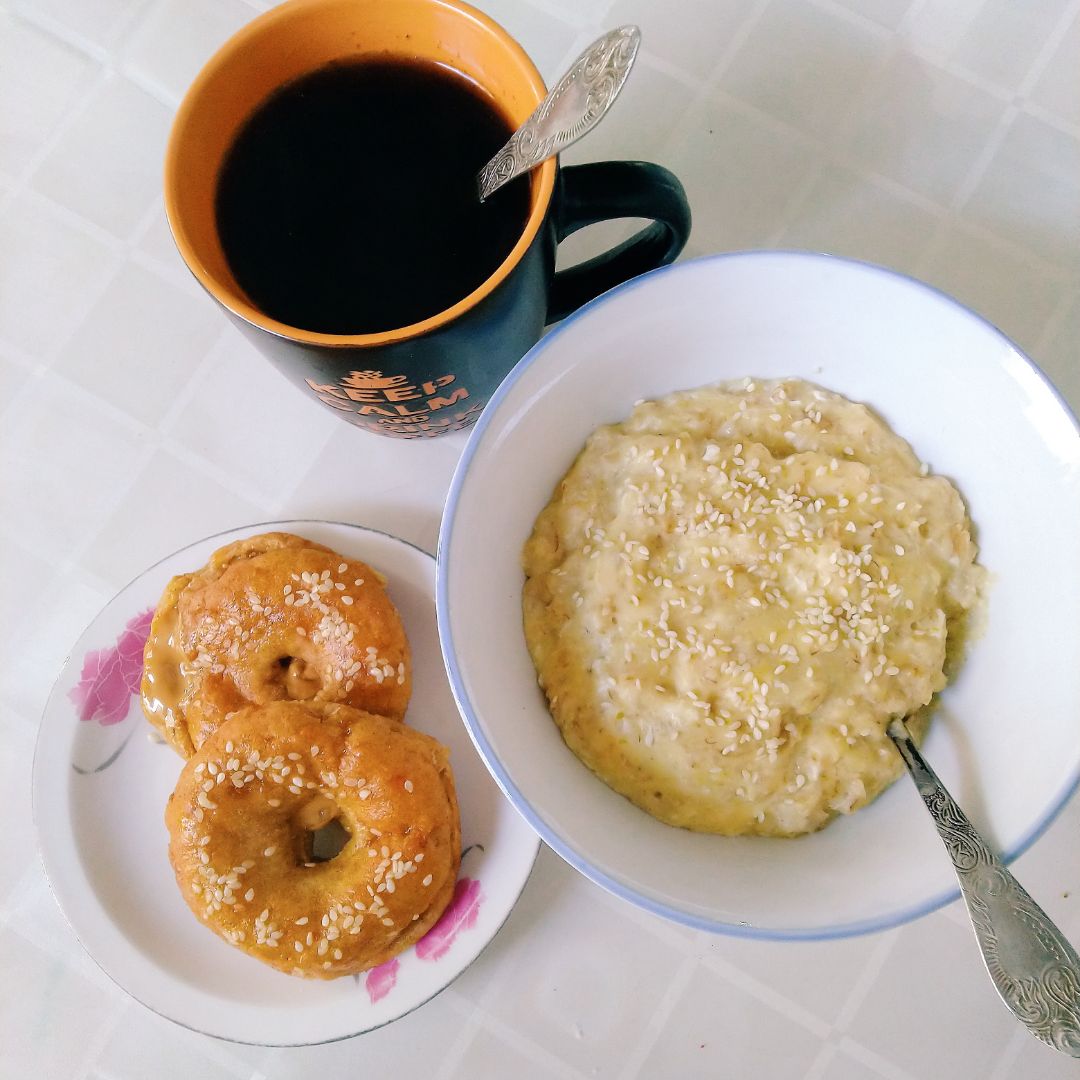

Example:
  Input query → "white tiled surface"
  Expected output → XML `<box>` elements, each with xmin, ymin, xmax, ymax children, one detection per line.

<box><xmin>3</xmin><ymin>0</ymin><xmax>1079</xmax><ymax>1076</ymax></box>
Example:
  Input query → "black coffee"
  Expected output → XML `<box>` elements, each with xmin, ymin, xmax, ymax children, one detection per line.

<box><xmin>215</xmin><ymin>57</ymin><xmax>530</xmax><ymax>335</ymax></box>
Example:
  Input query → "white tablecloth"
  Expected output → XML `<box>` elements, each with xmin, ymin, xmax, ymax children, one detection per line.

<box><xmin>3</xmin><ymin>0</ymin><xmax>1079</xmax><ymax>1076</ymax></box>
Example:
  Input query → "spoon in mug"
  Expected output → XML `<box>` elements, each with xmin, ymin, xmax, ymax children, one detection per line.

<box><xmin>888</xmin><ymin>717</ymin><xmax>1080</xmax><ymax>1056</ymax></box>
<box><xmin>477</xmin><ymin>25</ymin><xmax>641</xmax><ymax>202</ymax></box>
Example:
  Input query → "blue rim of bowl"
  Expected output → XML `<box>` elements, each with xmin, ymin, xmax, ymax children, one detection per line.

<box><xmin>437</xmin><ymin>249</ymin><xmax>1080</xmax><ymax>941</ymax></box>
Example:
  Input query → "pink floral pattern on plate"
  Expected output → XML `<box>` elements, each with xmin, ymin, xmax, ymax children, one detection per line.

<box><xmin>364</xmin><ymin>877</ymin><xmax>484</xmax><ymax>1003</ymax></box>
<box><xmin>364</xmin><ymin>957</ymin><xmax>400</xmax><ymax>1003</ymax></box>
<box><xmin>70</xmin><ymin>608</ymin><xmax>153</xmax><ymax>725</ymax></box>
<box><xmin>69</xmin><ymin>608</ymin><xmax>153</xmax><ymax>775</ymax></box>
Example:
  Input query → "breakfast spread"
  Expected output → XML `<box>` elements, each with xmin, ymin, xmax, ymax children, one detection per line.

<box><xmin>166</xmin><ymin>700</ymin><xmax>460</xmax><ymax>979</ymax></box>
<box><xmin>142</xmin><ymin>531</ymin><xmax>459</xmax><ymax>977</ymax></box>
<box><xmin>141</xmin><ymin>531</ymin><xmax>411</xmax><ymax>758</ymax></box>
<box><xmin>522</xmin><ymin>378</ymin><xmax>984</xmax><ymax>836</ymax></box>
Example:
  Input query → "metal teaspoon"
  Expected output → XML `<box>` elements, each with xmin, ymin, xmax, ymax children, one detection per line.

<box><xmin>888</xmin><ymin>717</ymin><xmax>1080</xmax><ymax>1056</ymax></box>
<box><xmin>477</xmin><ymin>25</ymin><xmax>641</xmax><ymax>202</ymax></box>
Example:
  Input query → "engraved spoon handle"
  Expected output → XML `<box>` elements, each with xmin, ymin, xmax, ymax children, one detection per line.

<box><xmin>477</xmin><ymin>25</ymin><xmax>641</xmax><ymax>202</ymax></box>
<box><xmin>888</xmin><ymin>718</ymin><xmax>1080</xmax><ymax>1056</ymax></box>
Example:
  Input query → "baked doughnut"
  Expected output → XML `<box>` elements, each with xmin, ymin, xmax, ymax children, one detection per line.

<box><xmin>141</xmin><ymin>532</ymin><xmax>411</xmax><ymax>757</ymax></box>
<box><xmin>165</xmin><ymin>700</ymin><xmax>461</xmax><ymax>978</ymax></box>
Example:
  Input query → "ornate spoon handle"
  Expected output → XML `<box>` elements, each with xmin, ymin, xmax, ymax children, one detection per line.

<box><xmin>477</xmin><ymin>26</ymin><xmax>641</xmax><ymax>202</ymax></box>
<box><xmin>888</xmin><ymin>718</ymin><xmax>1080</xmax><ymax>1056</ymax></box>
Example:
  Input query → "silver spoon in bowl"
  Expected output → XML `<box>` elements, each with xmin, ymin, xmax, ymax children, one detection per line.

<box><xmin>888</xmin><ymin>716</ymin><xmax>1080</xmax><ymax>1056</ymax></box>
<box><xmin>477</xmin><ymin>25</ymin><xmax>641</xmax><ymax>202</ymax></box>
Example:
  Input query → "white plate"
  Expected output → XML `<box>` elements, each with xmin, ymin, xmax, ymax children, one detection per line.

<box><xmin>34</xmin><ymin>521</ymin><xmax>539</xmax><ymax>1045</ymax></box>
<box><xmin>438</xmin><ymin>251</ymin><xmax>1080</xmax><ymax>940</ymax></box>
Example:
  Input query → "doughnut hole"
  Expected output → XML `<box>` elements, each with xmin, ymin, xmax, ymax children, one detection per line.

<box><xmin>246</xmin><ymin>637</ymin><xmax>328</xmax><ymax>702</ymax></box>
<box><xmin>295</xmin><ymin>794</ymin><xmax>352</xmax><ymax>864</ymax></box>
<box><xmin>274</xmin><ymin>654</ymin><xmax>322</xmax><ymax>701</ymax></box>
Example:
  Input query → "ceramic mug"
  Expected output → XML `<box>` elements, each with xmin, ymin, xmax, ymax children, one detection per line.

<box><xmin>164</xmin><ymin>0</ymin><xmax>691</xmax><ymax>440</ymax></box>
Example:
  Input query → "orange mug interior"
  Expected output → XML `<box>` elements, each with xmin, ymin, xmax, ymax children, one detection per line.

<box><xmin>164</xmin><ymin>0</ymin><xmax>555</xmax><ymax>346</ymax></box>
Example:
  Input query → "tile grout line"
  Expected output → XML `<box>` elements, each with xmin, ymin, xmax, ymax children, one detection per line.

<box><xmin>2</xmin><ymin>7</ymin><xmax>179</xmax><ymax>251</ymax></box>
<box><xmin>0</xmin><ymin>141</ymin><xmax>137</xmax><ymax>384</ymax></box>
<box><xmin>648</xmin><ymin>0</ymin><xmax>775</xmax><ymax>163</ymax></box>
<box><xmin>614</xmin><ymin>953</ymin><xmax>704</xmax><ymax>1080</ymax></box>
<box><xmin>0</xmin><ymin>61</ymin><xmax>111</xmax><ymax>217</ymax></box>
<box><xmin>0</xmin><ymin>864</ymin><xmax>37</xmax><ymax>932</ymax></box>
<box><xmin>663</xmin><ymin>75</ymin><xmax>1070</xmax><ymax>281</ymax></box>
<box><xmin>469</xmin><ymin>1007</ymin><xmax>593</xmax><ymax>1080</ymax></box>
<box><xmin>4</xmin><ymin>185</ymin><xmax>129</xmax><ymax>256</ymax></box>
<box><xmin>13</xmin><ymin>0</ymin><xmax>161</xmax><ymax>69</ymax></box>
<box><xmin>525</xmin><ymin>0</ymin><xmax>616</xmax><ymax>32</ymax></box>
<box><xmin>0</xmin><ymin>371</ymin><xmax>160</xmax><ymax>571</ymax></box>
<box><xmin>149</xmin><ymin>328</ymin><xmax>340</xmax><ymax>511</ymax></box>
<box><xmin>0</xmin><ymin>368</ymin><xmax>147</xmax><ymax>572</ymax></box>
<box><xmin>698</xmin><ymin>950</ymin><xmax>833</xmax><ymax>1041</ymax></box>
<box><xmin>756</xmin><ymin>0</ymin><xmax>912</xmax><ymax>248</ymax></box>
<box><xmin>801</xmin><ymin>1040</ymin><xmax>839</xmax><ymax>1080</ymax></box>
<box><xmin>119</xmin><ymin>65</ymin><xmax>182</xmax><ymax>114</ymax></box>
<box><xmin>1021</xmin><ymin>100</ymin><xmax>1080</xmax><ymax>143</ymax></box>
<box><xmin>154</xmin><ymin>324</ymin><xmax>235</xmax><ymax>435</ymax></box>
<box><xmin>587</xmin><ymin>885</ymin><xmax>916</xmax><ymax>1070</ymax></box>
<box><xmin>1014</xmin><ymin>0</ymin><xmax>1080</xmax><ymax>101</ymax></box>
<box><xmin>910</xmin><ymin>98</ymin><xmax>1016</xmax><ymax>281</ymax></box>
<box><xmin>662</xmin><ymin>0</ymin><xmax>1077</xmax><ymax>285</ymax></box>
<box><xmin>3</xmin><ymin>875</ymin><xmax>107</xmax><ymax>976</ymax></box>
<box><xmin>631</xmin><ymin>47</ymin><xmax>706</xmax><ymax>94</ymax></box>
<box><xmin>125</xmin><ymin>194</ymin><xmax>171</xmax><ymax>254</ymax></box>
<box><xmin>12</xmin><ymin>5</ymin><xmax>112</xmax><ymax>65</ymax></box>
<box><xmin>948</xmin><ymin>103</ymin><xmax>1018</xmax><ymax>215</ymax></box>
<box><xmin>836</xmin><ymin>1035</ymin><xmax>922</xmax><ymax>1080</ymax></box>
<box><xmin>431</xmin><ymin>993</ymin><xmax>489</xmax><ymax>1080</ymax></box>
<box><xmin>1032</xmin><ymin>288</ymin><xmax>1078</xmax><ymax>360</ymax></box>
<box><xmin>832</xmin><ymin>928</ymin><xmax>899</xmax><ymax>1032</ymax></box>
<box><xmin>881</xmin><ymin>0</ymin><xmax>1035</xmax><ymax>105</ymax></box>
<box><xmin>697</xmin><ymin>0</ymin><xmax>779</xmax><ymax>101</ymax></box>
<box><xmin>986</xmin><ymin>1025</ymin><xmax>1036</xmax><ymax>1080</ymax></box>
<box><xmin>802</xmin><ymin>0</ymin><xmax>896</xmax><ymax>40</ymax></box>
<box><xmin>74</xmin><ymin>1000</ymin><xmax>139</xmax><ymax>1080</ymax></box>
<box><xmin>910</xmin><ymin>0</ymin><xmax>1080</xmax><ymax>286</ymax></box>
<box><xmin>0</xmin><ymin>340</ymin><xmax>44</xmax><ymax>379</ymax></box>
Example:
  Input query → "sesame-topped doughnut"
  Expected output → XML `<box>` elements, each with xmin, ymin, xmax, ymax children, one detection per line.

<box><xmin>165</xmin><ymin>700</ymin><xmax>460</xmax><ymax>979</ymax></box>
<box><xmin>141</xmin><ymin>532</ymin><xmax>411</xmax><ymax>757</ymax></box>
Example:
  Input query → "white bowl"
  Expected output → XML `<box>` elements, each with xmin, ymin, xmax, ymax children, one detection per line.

<box><xmin>437</xmin><ymin>251</ymin><xmax>1080</xmax><ymax>940</ymax></box>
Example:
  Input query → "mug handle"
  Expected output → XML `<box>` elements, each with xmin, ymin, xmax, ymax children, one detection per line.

<box><xmin>547</xmin><ymin>161</ymin><xmax>691</xmax><ymax>323</ymax></box>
